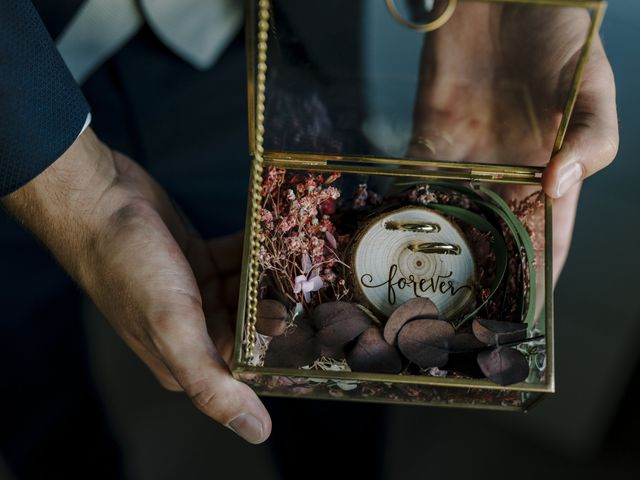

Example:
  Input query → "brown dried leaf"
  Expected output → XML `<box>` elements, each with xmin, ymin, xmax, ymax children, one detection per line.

<box><xmin>397</xmin><ymin>319</ymin><xmax>454</xmax><ymax>368</ymax></box>
<box><xmin>472</xmin><ymin>318</ymin><xmax>527</xmax><ymax>346</ymax></box>
<box><xmin>477</xmin><ymin>348</ymin><xmax>529</xmax><ymax>386</ymax></box>
<box><xmin>264</xmin><ymin>321</ymin><xmax>320</xmax><ymax>368</ymax></box>
<box><xmin>256</xmin><ymin>299</ymin><xmax>288</xmax><ymax>336</ymax></box>
<box><xmin>320</xmin><ymin>344</ymin><xmax>346</xmax><ymax>359</ymax></box>
<box><xmin>384</xmin><ymin>297</ymin><xmax>439</xmax><ymax>345</ymax></box>
<box><xmin>314</xmin><ymin>301</ymin><xmax>371</xmax><ymax>347</ymax></box>
<box><xmin>448</xmin><ymin>333</ymin><xmax>486</xmax><ymax>353</ymax></box>
<box><xmin>347</xmin><ymin>327</ymin><xmax>402</xmax><ymax>374</ymax></box>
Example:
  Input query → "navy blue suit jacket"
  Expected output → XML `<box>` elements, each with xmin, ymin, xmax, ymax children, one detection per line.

<box><xmin>0</xmin><ymin>0</ymin><xmax>89</xmax><ymax>196</ymax></box>
<box><xmin>0</xmin><ymin>0</ymin><xmax>364</xmax><ymax>197</ymax></box>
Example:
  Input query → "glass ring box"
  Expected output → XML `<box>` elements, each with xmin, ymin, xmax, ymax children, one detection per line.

<box><xmin>232</xmin><ymin>0</ymin><xmax>606</xmax><ymax>410</ymax></box>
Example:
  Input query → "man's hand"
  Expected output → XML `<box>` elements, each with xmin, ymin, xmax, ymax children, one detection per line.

<box><xmin>2</xmin><ymin>128</ymin><xmax>271</xmax><ymax>444</ymax></box>
<box><xmin>408</xmin><ymin>3</ymin><xmax>618</xmax><ymax>281</ymax></box>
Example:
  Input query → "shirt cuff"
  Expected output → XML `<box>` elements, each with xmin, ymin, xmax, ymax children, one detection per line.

<box><xmin>77</xmin><ymin>112</ymin><xmax>92</xmax><ymax>139</ymax></box>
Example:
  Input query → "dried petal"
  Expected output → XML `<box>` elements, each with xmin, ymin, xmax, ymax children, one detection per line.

<box><xmin>477</xmin><ymin>348</ymin><xmax>529</xmax><ymax>386</ymax></box>
<box><xmin>384</xmin><ymin>297</ymin><xmax>439</xmax><ymax>345</ymax></box>
<box><xmin>397</xmin><ymin>319</ymin><xmax>454</xmax><ymax>368</ymax></box>
<box><xmin>325</xmin><ymin>230</ymin><xmax>337</xmax><ymax>249</ymax></box>
<box><xmin>314</xmin><ymin>301</ymin><xmax>371</xmax><ymax>347</ymax></box>
<box><xmin>472</xmin><ymin>318</ymin><xmax>527</xmax><ymax>346</ymax></box>
<box><xmin>256</xmin><ymin>299</ymin><xmax>288</xmax><ymax>337</ymax></box>
<box><xmin>347</xmin><ymin>327</ymin><xmax>402</xmax><ymax>374</ymax></box>
<box><xmin>301</xmin><ymin>254</ymin><xmax>312</xmax><ymax>275</ymax></box>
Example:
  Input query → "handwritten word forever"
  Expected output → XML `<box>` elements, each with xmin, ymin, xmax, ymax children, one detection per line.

<box><xmin>360</xmin><ymin>264</ymin><xmax>472</xmax><ymax>305</ymax></box>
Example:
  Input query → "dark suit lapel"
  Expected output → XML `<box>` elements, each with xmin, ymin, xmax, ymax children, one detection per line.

<box><xmin>32</xmin><ymin>0</ymin><xmax>86</xmax><ymax>39</ymax></box>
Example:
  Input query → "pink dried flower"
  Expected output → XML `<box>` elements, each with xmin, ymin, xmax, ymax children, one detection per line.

<box><xmin>354</xmin><ymin>183</ymin><xmax>368</xmax><ymax>208</ymax></box>
<box><xmin>285</xmin><ymin>235</ymin><xmax>304</xmax><ymax>253</ymax></box>
<box><xmin>324</xmin><ymin>269</ymin><xmax>337</xmax><ymax>283</ymax></box>
<box><xmin>324</xmin><ymin>172</ymin><xmax>341</xmax><ymax>184</ymax></box>
<box><xmin>306</xmin><ymin>179</ymin><xmax>317</xmax><ymax>192</ymax></box>
<box><xmin>325</xmin><ymin>187</ymin><xmax>341</xmax><ymax>200</ymax></box>
<box><xmin>294</xmin><ymin>254</ymin><xmax>324</xmax><ymax>302</ymax></box>
<box><xmin>259</xmin><ymin>168</ymin><xmax>350</xmax><ymax>304</ymax></box>
<box><xmin>325</xmin><ymin>231</ymin><xmax>337</xmax><ymax>249</ymax></box>
<box><xmin>260</xmin><ymin>209</ymin><xmax>274</xmax><ymax>230</ymax></box>
<box><xmin>278</xmin><ymin>218</ymin><xmax>295</xmax><ymax>232</ymax></box>
<box><xmin>321</xmin><ymin>198</ymin><xmax>337</xmax><ymax>215</ymax></box>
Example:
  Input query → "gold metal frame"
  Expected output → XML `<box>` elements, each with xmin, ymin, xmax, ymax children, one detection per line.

<box><xmin>233</xmin><ymin>0</ymin><xmax>605</xmax><ymax>410</ymax></box>
<box><xmin>385</xmin><ymin>0</ymin><xmax>458</xmax><ymax>32</ymax></box>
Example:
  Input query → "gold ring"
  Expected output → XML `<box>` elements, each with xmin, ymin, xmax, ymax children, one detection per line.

<box><xmin>385</xmin><ymin>221</ymin><xmax>441</xmax><ymax>233</ymax></box>
<box><xmin>385</xmin><ymin>0</ymin><xmax>457</xmax><ymax>32</ymax></box>
<box><xmin>408</xmin><ymin>242</ymin><xmax>461</xmax><ymax>255</ymax></box>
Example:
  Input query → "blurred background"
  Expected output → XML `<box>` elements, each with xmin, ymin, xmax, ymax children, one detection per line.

<box><xmin>1</xmin><ymin>1</ymin><xmax>639</xmax><ymax>479</ymax></box>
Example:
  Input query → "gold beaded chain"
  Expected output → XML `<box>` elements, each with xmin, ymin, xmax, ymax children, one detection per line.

<box><xmin>243</xmin><ymin>0</ymin><xmax>270</xmax><ymax>363</ymax></box>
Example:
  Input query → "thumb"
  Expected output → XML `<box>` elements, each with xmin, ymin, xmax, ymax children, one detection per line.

<box><xmin>151</xmin><ymin>312</ymin><xmax>271</xmax><ymax>444</ymax></box>
<box><xmin>543</xmin><ymin>39</ymin><xmax>618</xmax><ymax>199</ymax></box>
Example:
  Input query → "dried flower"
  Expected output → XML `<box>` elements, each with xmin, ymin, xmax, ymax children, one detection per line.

<box><xmin>353</xmin><ymin>183</ymin><xmax>368</xmax><ymax>209</ymax></box>
<box><xmin>293</xmin><ymin>254</ymin><xmax>324</xmax><ymax>302</ymax></box>
<box><xmin>320</xmin><ymin>198</ymin><xmax>337</xmax><ymax>215</ymax></box>
<box><xmin>258</xmin><ymin>167</ymin><xmax>349</xmax><ymax>304</ymax></box>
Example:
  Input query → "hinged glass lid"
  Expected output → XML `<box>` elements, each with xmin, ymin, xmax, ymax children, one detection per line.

<box><xmin>250</xmin><ymin>0</ymin><xmax>605</xmax><ymax>171</ymax></box>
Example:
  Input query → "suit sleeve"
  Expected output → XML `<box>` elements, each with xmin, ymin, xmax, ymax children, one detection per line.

<box><xmin>0</xmin><ymin>0</ymin><xmax>90</xmax><ymax>197</ymax></box>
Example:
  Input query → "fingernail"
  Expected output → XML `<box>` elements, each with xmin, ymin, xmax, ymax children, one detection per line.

<box><xmin>555</xmin><ymin>162</ymin><xmax>584</xmax><ymax>198</ymax></box>
<box><xmin>228</xmin><ymin>414</ymin><xmax>265</xmax><ymax>444</ymax></box>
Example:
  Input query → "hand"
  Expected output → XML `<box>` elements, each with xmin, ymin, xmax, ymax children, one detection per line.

<box><xmin>2</xmin><ymin>128</ymin><xmax>271</xmax><ymax>444</ymax></box>
<box><xmin>408</xmin><ymin>2</ymin><xmax>618</xmax><ymax>281</ymax></box>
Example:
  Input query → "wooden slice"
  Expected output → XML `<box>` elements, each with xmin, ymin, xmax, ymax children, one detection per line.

<box><xmin>353</xmin><ymin>207</ymin><xmax>476</xmax><ymax>320</ymax></box>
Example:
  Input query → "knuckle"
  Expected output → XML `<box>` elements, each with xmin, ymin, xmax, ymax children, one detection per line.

<box><xmin>601</xmin><ymin>135</ymin><xmax>619</xmax><ymax>167</ymax></box>
<box><xmin>191</xmin><ymin>385</ymin><xmax>221</xmax><ymax>411</ymax></box>
<box><xmin>187</xmin><ymin>379</ymin><xmax>239</xmax><ymax>424</ymax></box>
<box><xmin>155</xmin><ymin>373</ymin><xmax>183</xmax><ymax>392</ymax></box>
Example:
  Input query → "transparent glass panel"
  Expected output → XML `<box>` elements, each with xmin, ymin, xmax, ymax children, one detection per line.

<box><xmin>263</xmin><ymin>0</ymin><xmax>595</xmax><ymax>167</ymax></box>
<box><xmin>237</xmin><ymin>372</ymin><xmax>541</xmax><ymax>410</ymax></box>
<box><xmin>245</xmin><ymin>166</ymin><xmax>548</xmax><ymax>392</ymax></box>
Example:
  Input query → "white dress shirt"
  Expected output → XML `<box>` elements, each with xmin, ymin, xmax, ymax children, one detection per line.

<box><xmin>57</xmin><ymin>0</ymin><xmax>243</xmax><ymax>137</ymax></box>
<box><xmin>57</xmin><ymin>0</ymin><xmax>243</xmax><ymax>83</ymax></box>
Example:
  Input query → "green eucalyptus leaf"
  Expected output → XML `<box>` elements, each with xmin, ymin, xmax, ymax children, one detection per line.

<box><xmin>398</xmin><ymin>180</ymin><xmax>537</xmax><ymax>331</ymax></box>
<box><xmin>477</xmin><ymin>187</ymin><xmax>537</xmax><ymax>330</ymax></box>
<box><xmin>428</xmin><ymin>204</ymin><xmax>508</xmax><ymax>329</ymax></box>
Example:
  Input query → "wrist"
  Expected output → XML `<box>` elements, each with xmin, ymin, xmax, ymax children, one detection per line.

<box><xmin>2</xmin><ymin>128</ymin><xmax>119</xmax><ymax>280</ymax></box>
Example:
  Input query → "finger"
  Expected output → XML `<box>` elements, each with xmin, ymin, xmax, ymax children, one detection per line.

<box><xmin>208</xmin><ymin>231</ymin><xmax>244</xmax><ymax>276</ymax></box>
<box><xmin>148</xmin><ymin>306</ymin><xmax>271</xmax><ymax>444</ymax></box>
<box><xmin>543</xmin><ymin>39</ymin><xmax>618</xmax><ymax>199</ymax></box>
<box><xmin>206</xmin><ymin>309</ymin><xmax>236</xmax><ymax>364</ymax></box>
<box><xmin>551</xmin><ymin>182</ymin><xmax>581</xmax><ymax>284</ymax></box>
